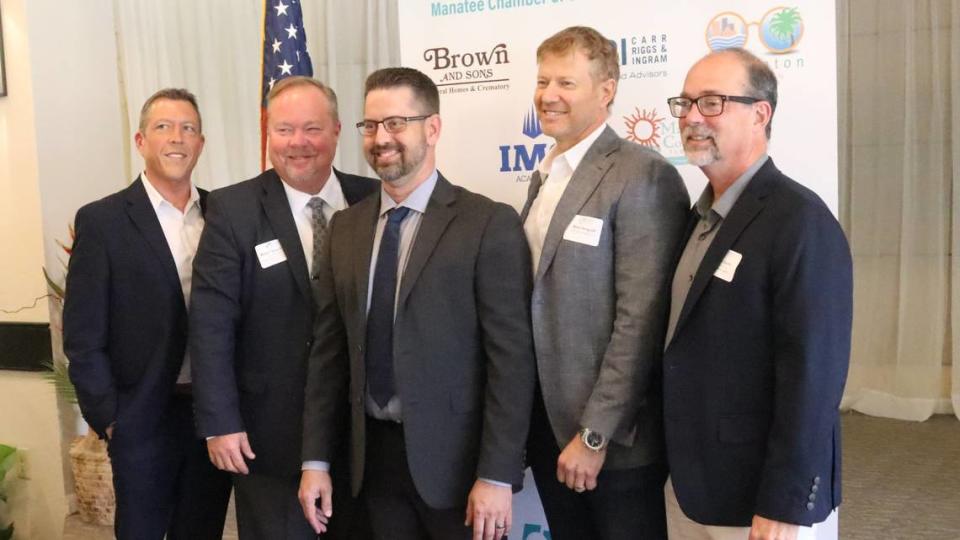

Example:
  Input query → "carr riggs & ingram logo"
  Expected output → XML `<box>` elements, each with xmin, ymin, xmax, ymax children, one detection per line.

<box><xmin>498</xmin><ymin>106</ymin><xmax>547</xmax><ymax>181</ymax></box>
<box><xmin>610</xmin><ymin>32</ymin><xmax>670</xmax><ymax>81</ymax></box>
<box><xmin>423</xmin><ymin>43</ymin><xmax>511</xmax><ymax>94</ymax></box>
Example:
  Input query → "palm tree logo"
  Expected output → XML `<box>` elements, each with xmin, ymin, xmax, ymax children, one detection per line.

<box><xmin>760</xmin><ymin>7</ymin><xmax>804</xmax><ymax>53</ymax></box>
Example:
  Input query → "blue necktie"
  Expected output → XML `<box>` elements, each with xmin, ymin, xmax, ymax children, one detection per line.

<box><xmin>366</xmin><ymin>206</ymin><xmax>411</xmax><ymax>408</ymax></box>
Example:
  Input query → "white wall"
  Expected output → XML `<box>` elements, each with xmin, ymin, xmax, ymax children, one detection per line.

<box><xmin>0</xmin><ymin>1</ymin><xmax>125</xmax><ymax>537</ymax></box>
<box><xmin>0</xmin><ymin>0</ymin><xmax>46</xmax><ymax>324</ymax></box>
<box><xmin>25</xmin><ymin>0</ymin><xmax>126</xmax><ymax>271</ymax></box>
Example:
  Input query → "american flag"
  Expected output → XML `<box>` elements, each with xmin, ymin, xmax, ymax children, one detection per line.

<box><xmin>260</xmin><ymin>0</ymin><xmax>314</xmax><ymax>170</ymax></box>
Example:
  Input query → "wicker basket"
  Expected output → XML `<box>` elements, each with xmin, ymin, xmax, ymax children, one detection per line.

<box><xmin>69</xmin><ymin>431</ymin><xmax>115</xmax><ymax>526</ymax></box>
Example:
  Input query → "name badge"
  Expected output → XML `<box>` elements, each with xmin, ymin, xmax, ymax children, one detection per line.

<box><xmin>255</xmin><ymin>239</ymin><xmax>287</xmax><ymax>269</ymax></box>
<box><xmin>714</xmin><ymin>250</ymin><xmax>743</xmax><ymax>283</ymax></box>
<box><xmin>563</xmin><ymin>215</ymin><xmax>603</xmax><ymax>247</ymax></box>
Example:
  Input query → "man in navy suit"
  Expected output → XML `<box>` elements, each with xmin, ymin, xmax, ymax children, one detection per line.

<box><xmin>190</xmin><ymin>76</ymin><xmax>378</xmax><ymax>539</ymax></box>
<box><xmin>662</xmin><ymin>49</ymin><xmax>851</xmax><ymax>540</ymax></box>
<box><xmin>64</xmin><ymin>88</ymin><xmax>232</xmax><ymax>540</ymax></box>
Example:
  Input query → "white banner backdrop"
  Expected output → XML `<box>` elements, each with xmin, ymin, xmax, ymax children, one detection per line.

<box><xmin>399</xmin><ymin>1</ymin><xmax>836</xmax><ymax>537</ymax></box>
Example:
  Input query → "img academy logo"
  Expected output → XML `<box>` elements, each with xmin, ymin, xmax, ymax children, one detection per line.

<box><xmin>497</xmin><ymin>106</ymin><xmax>548</xmax><ymax>183</ymax></box>
<box><xmin>423</xmin><ymin>43</ymin><xmax>512</xmax><ymax>95</ymax></box>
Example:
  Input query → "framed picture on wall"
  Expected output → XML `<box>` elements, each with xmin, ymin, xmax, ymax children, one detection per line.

<box><xmin>0</xmin><ymin>6</ymin><xmax>6</xmax><ymax>97</ymax></box>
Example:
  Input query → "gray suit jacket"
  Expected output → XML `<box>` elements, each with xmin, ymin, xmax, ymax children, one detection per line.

<box><xmin>303</xmin><ymin>174</ymin><xmax>537</xmax><ymax>509</ymax></box>
<box><xmin>521</xmin><ymin>126</ymin><xmax>689</xmax><ymax>469</ymax></box>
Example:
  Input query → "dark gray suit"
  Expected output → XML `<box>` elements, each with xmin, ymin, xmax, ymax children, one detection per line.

<box><xmin>521</xmin><ymin>126</ymin><xmax>689</xmax><ymax>539</ymax></box>
<box><xmin>190</xmin><ymin>168</ymin><xmax>378</xmax><ymax>540</ymax></box>
<box><xmin>302</xmin><ymin>174</ymin><xmax>536</xmax><ymax>532</ymax></box>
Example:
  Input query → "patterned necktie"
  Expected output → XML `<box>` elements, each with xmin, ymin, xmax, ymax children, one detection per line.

<box><xmin>307</xmin><ymin>197</ymin><xmax>327</xmax><ymax>278</ymax></box>
<box><xmin>366</xmin><ymin>206</ymin><xmax>411</xmax><ymax>408</ymax></box>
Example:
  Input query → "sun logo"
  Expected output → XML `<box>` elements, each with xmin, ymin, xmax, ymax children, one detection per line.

<box><xmin>624</xmin><ymin>108</ymin><xmax>664</xmax><ymax>148</ymax></box>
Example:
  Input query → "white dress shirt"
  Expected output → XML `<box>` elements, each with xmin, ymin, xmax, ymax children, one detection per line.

<box><xmin>141</xmin><ymin>172</ymin><xmax>203</xmax><ymax>384</ymax></box>
<box><xmin>281</xmin><ymin>170</ymin><xmax>348</xmax><ymax>275</ymax></box>
<box><xmin>523</xmin><ymin>123</ymin><xmax>607</xmax><ymax>275</ymax></box>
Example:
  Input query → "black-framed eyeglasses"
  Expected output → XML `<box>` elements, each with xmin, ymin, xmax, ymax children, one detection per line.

<box><xmin>666</xmin><ymin>95</ymin><xmax>761</xmax><ymax>118</ymax></box>
<box><xmin>355</xmin><ymin>114</ymin><xmax>433</xmax><ymax>135</ymax></box>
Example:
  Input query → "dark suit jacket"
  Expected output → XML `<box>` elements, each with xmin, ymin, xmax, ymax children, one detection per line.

<box><xmin>663</xmin><ymin>158</ymin><xmax>852</xmax><ymax>527</ymax></box>
<box><xmin>520</xmin><ymin>126</ymin><xmax>689</xmax><ymax>470</ymax></box>
<box><xmin>302</xmin><ymin>174</ymin><xmax>537</xmax><ymax>509</ymax></box>
<box><xmin>190</xmin><ymin>168</ymin><xmax>378</xmax><ymax>477</ymax></box>
<box><xmin>65</xmin><ymin>177</ymin><xmax>207</xmax><ymax>443</ymax></box>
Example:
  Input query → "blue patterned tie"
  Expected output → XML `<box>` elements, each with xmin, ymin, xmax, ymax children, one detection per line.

<box><xmin>366</xmin><ymin>206</ymin><xmax>411</xmax><ymax>408</ymax></box>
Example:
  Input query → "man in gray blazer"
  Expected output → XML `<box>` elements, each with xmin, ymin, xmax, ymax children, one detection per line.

<box><xmin>521</xmin><ymin>26</ymin><xmax>690</xmax><ymax>540</ymax></box>
<box><xmin>298</xmin><ymin>67</ymin><xmax>536</xmax><ymax>540</ymax></box>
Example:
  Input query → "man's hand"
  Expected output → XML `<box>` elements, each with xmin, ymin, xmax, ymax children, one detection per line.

<box><xmin>298</xmin><ymin>470</ymin><xmax>333</xmax><ymax>534</ymax></box>
<box><xmin>749</xmin><ymin>515</ymin><xmax>800</xmax><ymax>540</ymax></box>
<box><xmin>556</xmin><ymin>435</ymin><xmax>606</xmax><ymax>492</ymax></box>
<box><xmin>206</xmin><ymin>431</ymin><xmax>256</xmax><ymax>474</ymax></box>
<box><xmin>464</xmin><ymin>480</ymin><xmax>512</xmax><ymax>540</ymax></box>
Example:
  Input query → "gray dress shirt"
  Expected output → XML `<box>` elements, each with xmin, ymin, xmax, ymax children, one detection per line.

<box><xmin>665</xmin><ymin>155</ymin><xmax>768</xmax><ymax>346</ymax></box>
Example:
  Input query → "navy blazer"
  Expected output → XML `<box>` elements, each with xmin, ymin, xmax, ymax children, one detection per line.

<box><xmin>663</xmin><ymin>158</ymin><xmax>852</xmax><ymax>527</ymax></box>
<box><xmin>190</xmin><ymin>168</ymin><xmax>378</xmax><ymax>477</ymax></box>
<box><xmin>65</xmin><ymin>177</ymin><xmax>207</xmax><ymax>443</ymax></box>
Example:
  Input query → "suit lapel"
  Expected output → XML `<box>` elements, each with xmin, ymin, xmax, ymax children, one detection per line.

<box><xmin>124</xmin><ymin>177</ymin><xmax>182</xmax><ymax>294</ymax></box>
<box><xmin>668</xmin><ymin>161</ymin><xmax>778</xmax><ymax>346</ymax></box>
<box><xmin>397</xmin><ymin>175</ymin><xmax>457</xmax><ymax>308</ymax></box>
<box><xmin>520</xmin><ymin>170</ymin><xmax>543</xmax><ymax>222</ymax></box>
<box><xmin>534</xmin><ymin>126</ymin><xmax>620</xmax><ymax>283</ymax></box>
<box><xmin>352</xmin><ymin>195</ymin><xmax>381</xmax><ymax>330</ymax></box>
<box><xmin>260</xmin><ymin>171</ymin><xmax>312</xmax><ymax>302</ymax></box>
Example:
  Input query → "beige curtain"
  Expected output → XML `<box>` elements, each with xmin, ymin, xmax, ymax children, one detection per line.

<box><xmin>111</xmin><ymin>0</ymin><xmax>400</xmax><ymax>190</ymax></box>
<box><xmin>838</xmin><ymin>0</ymin><xmax>960</xmax><ymax>421</ymax></box>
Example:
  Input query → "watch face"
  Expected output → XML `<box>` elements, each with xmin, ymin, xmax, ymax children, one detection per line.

<box><xmin>584</xmin><ymin>430</ymin><xmax>603</xmax><ymax>449</ymax></box>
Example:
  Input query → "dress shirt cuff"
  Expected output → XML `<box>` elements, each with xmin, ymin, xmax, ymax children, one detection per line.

<box><xmin>302</xmin><ymin>460</ymin><xmax>331</xmax><ymax>472</ymax></box>
<box><xmin>479</xmin><ymin>477</ymin><xmax>511</xmax><ymax>488</ymax></box>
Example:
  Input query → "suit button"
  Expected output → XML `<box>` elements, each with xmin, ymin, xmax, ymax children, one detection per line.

<box><xmin>813</xmin><ymin>476</ymin><xmax>821</xmax><ymax>485</ymax></box>
<box><xmin>306</xmin><ymin>339</ymin><xmax>313</xmax><ymax>348</ymax></box>
<box><xmin>811</xmin><ymin>485</ymin><xmax>819</xmax><ymax>493</ymax></box>
<box><xmin>808</xmin><ymin>493</ymin><xmax>816</xmax><ymax>502</ymax></box>
<box><xmin>806</xmin><ymin>502</ymin><xmax>815</xmax><ymax>511</ymax></box>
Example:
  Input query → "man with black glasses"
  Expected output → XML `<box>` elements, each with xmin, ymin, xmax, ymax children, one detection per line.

<box><xmin>662</xmin><ymin>48</ymin><xmax>851</xmax><ymax>540</ymax></box>
<box><xmin>298</xmin><ymin>67</ymin><xmax>536</xmax><ymax>540</ymax></box>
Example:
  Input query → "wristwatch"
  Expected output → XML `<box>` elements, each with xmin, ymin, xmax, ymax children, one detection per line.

<box><xmin>579</xmin><ymin>428</ymin><xmax>607</xmax><ymax>452</ymax></box>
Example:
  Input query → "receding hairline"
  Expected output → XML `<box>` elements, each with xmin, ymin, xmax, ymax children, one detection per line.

<box><xmin>266</xmin><ymin>76</ymin><xmax>340</xmax><ymax>123</ymax></box>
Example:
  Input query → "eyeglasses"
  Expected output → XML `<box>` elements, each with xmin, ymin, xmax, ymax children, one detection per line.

<box><xmin>666</xmin><ymin>95</ymin><xmax>761</xmax><ymax>118</ymax></box>
<box><xmin>355</xmin><ymin>115</ymin><xmax>433</xmax><ymax>135</ymax></box>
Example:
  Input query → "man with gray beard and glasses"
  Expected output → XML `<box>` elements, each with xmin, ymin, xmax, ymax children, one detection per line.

<box><xmin>662</xmin><ymin>48</ymin><xmax>851</xmax><ymax>540</ymax></box>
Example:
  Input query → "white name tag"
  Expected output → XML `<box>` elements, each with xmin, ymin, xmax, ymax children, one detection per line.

<box><xmin>255</xmin><ymin>239</ymin><xmax>287</xmax><ymax>269</ymax></box>
<box><xmin>563</xmin><ymin>215</ymin><xmax>603</xmax><ymax>247</ymax></box>
<box><xmin>714</xmin><ymin>250</ymin><xmax>743</xmax><ymax>283</ymax></box>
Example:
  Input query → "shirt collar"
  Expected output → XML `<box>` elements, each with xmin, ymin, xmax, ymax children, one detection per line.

<box><xmin>694</xmin><ymin>154</ymin><xmax>768</xmax><ymax>220</ymax></box>
<box><xmin>141</xmin><ymin>171</ymin><xmax>200</xmax><ymax>214</ymax></box>
<box><xmin>538</xmin><ymin>122</ymin><xmax>608</xmax><ymax>177</ymax></box>
<box><xmin>378</xmin><ymin>169</ymin><xmax>438</xmax><ymax>217</ymax></box>
<box><xmin>281</xmin><ymin>169</ymin><xmax>345</xmax><ymax>212</ymax></box>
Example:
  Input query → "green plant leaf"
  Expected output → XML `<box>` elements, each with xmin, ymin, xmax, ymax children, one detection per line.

<box><xmin>0</xmin><ymin>446</ymin><xmax>15</xmax><ymax>485</ymax></box>
<box><xmin>42</xmin><ymin>267</ymin><xmax>65</xmax><ymax>300</ymax></box>
<box><xmin>41</xmin><ymin>360</ymin><xmax>77</xmax><ymax>404</ymax></box>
